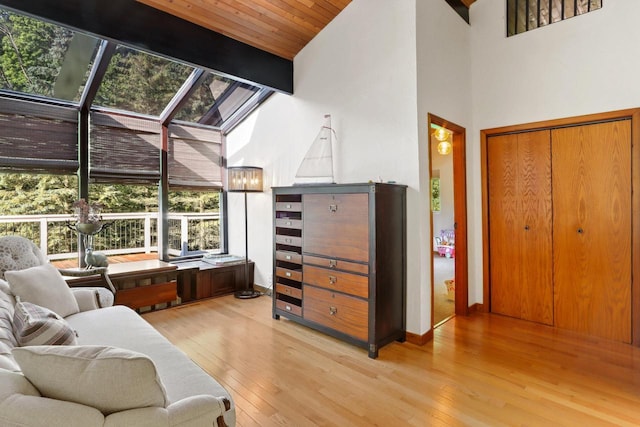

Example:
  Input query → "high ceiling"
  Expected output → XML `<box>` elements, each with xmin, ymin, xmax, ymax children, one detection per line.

<box><xmin>137</xmin><ymin>0</ymin><xmax>476</xmax><ymax>61</ymax></box>
<box><xmin>136</xmin><ymin>0</ymin><xmax>352</xmax><ymax>60</ymax></box>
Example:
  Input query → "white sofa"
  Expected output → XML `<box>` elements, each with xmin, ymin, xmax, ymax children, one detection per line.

<box><xmin>0</xmin><ymin>278</ymin><xmax>235</xmax><ymax>426</ymax></box>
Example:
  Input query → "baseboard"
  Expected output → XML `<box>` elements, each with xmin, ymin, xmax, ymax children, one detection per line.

<box><xmin>469</xmin><ymin>303</ymin><xmax>485</xmax><ymax>313</ymax></box>
<box><xmin>405</xmin><ymin>329</ymin><xmax>434</xmax><ymax>346</ymax></box>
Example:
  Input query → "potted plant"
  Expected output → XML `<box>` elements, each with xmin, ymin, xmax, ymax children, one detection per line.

<box><xmin>72</xmin><ymin>199</ymin><xmax>103</xmax><ymax>235</ymax></box>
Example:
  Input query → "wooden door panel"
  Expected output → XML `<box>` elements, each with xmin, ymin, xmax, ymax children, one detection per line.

<box><xmin>488</xmin><ymin>134</ymin><xmax>521</xmax><ymax>319</ymax></box>
<box><xmin>303</xmin><ymin>193</ymin><xmax>369</xmax><ymax>262</ymax></box>
<box><xmin>488</xmin><ymin>131</ymin><xmax>553</xmax><ymax>324</ymax></box>
<box><xmin>517</xmin><ymin>130</ymin><xmax>553</xmax><ymax>325</ymax></box>
<box><xmin>552</xmin><ymin>120</ymin><xmax>632</xmax><ymax>342</ymax></box>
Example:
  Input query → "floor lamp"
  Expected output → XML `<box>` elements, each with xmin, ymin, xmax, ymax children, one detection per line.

<box><xmin>228</xmin><ymin>166</ymin><xmax>263</xmax><ymax>299</ymax></box>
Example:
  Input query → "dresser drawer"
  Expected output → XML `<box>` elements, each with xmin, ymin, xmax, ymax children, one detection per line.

<box><xmin>276</xmin><ymin>250</ymin><xmax>302</xmax><ymax>264</ymax></box>
<box><xmin>303</xmin><ymin>265</ymin><xmax>368</xmax><ymax>298</ymax></box>
<box><xmin>275</xmin><ymin>202</ymin><xmax>302</xmax><ymax>212</ymax></box>
<box><xmin>276</xmin><ymin>283</ymin><xmax>302</xmax><ymax>299</ymax></box>
<box><xmin>275</xmin><ymin>218</ymin><xmax>302</xmax><ymax>229</ymax></box>
<box><xmin>275</xmin><ymin>234</ymin><xmax>302</xmax><ymax>247</ymax></box>
<box><xmin>303</xmin><ymin>255</ymin><xmax>368</xmax><ymax>275</ymax></box>
<box><xmin>276</xmin><ymin>299</ymin><xmax>302</xmax><ymax>317</ymax></box>
<box><xmin>276</xmin><ymin>266</ymin><xmax>302</xmax><ymax>282</ymax></box>
<box><xmin>303</xmin><ymin>285</ymin><xmax>368</xmax><ymax>341</ymax></box>
<box><xmin>303</xmin><ymin>193</ymin><xmax>369</xmax><ymax>262</ymax></box>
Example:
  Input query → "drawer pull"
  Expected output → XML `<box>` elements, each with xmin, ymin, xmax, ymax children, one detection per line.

<box><xmin>285</xmin><ymin>255</ymin><xmax>292</xmax><ymax>260</ymax></box>
<box><xmin>284</xmin><ymin>288</ymin><xmax>291</xmax><ymax>295</ymax></box>
<box><xmin>329</xmin><ymin>204</ymin><xmax>338</xmax><ymax>212</ymax></box>
<box><xmin>285</xmin><ymin>238</ymin><xmax>292</xmax><ymax>243</ymax></box>
<box><xmin>328</xmin><ymin>259</ymin><xmax>337</xmax><ymax>269</ymax></box>
<box><xmin>286</xmin><ymin>204</ymin><xmax>292</xmax><ymax>209</ymax></box>
<box><xmin>285</xmin><ymin>271</ymin><xmax>292</xmax><ymax>277</ymax></box>
<box><xmin>285</xmin><ymin>304</ymin><xmax>292</xmax><ymax>311</ymax></box>
<box><xmin>286</xmin><ymin>221</ymin><xmax>292</xmax><ymax>226</ymax></box>
<box><xmin>328</xmin><ymin>275</ymin><xmax>337</xmax><ymax>285</ymax></box>
<box><xmin>329</xmin><ymin>306</ymin><xmax>338</xmax><ymax>316</ymax></box>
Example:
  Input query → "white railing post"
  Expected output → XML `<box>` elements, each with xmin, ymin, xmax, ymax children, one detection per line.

<box><xmin>181</xmin><ymin>215</ymin><xmax>189</xmax><ymax>255</ymax></box>
<box><xmin>144</xmin><ymin>214</ymin><xmax>151</xmax><ymax>254</ymax></box>
<box><xmin>40</xmin><ymin>218</ymin><xmax>48</xmax><ymax>257</ymax></box>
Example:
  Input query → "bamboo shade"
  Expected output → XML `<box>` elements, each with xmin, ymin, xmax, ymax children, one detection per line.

<box><xmin>89</xmin><ymin>112</ymin><xmax>162</xmax><ymax>183</ymax></box>
<box><xmin>0</xmin><ymin>97</ymin><xmax>78</xmax><ymax>174</ymax></box>
<box><xmin>168</xmin><ymin>124</ymin><xmax>222</xmax><ymax>189</ymax></box>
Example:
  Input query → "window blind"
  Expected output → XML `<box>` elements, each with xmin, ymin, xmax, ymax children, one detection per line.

<box><xmin>89</xmin><ymin>112</ymin><xmax>161</xmax><ymax>183</ymax></box>
<box><xmin>168</xmin><ymin>124</ymin><xmax>222</xmax><ymax>189</ymax></box>
<box><xmin>0</xmin><ymin>97</ymin><xmax>78</xmax><ymax>174</ymax></box>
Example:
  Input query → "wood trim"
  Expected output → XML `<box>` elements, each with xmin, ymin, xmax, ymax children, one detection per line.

<box><xmin>482</xmin><ymin>108</ymin><xmax>640</xmax><ymax>136</ymax></box>
<box><xmin>632</xmin><ymin>110</ymin><xmax>640</xmax><ymax>344</ymax></box>
<box><xmin>428</xmin><ymin>113</ymin><xmax>469</xmax><ymax>320</ymax></box>
<box><xmin>468</xmin><ymin>303</ymin><xmax>484</xmax><ymax>313</ymax></box>
<box><xmin>480</xmin><ymin>129</ymin><xmax>491</xmax><ymax>313</ymax></box>
<box><xmin>481</xmin><ymin>108</ymin><xmax>640</xmax><ymax>343</ymax></box>
<box><xmin>405</xmin><ymin>329</ymin><xmax>433</xmax><ymax>346</ymax></box>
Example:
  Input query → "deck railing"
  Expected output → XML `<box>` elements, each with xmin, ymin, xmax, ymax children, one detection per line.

<box><xmin>0</xmin><ymin>212</ymin><xmax>220</xmax><ymax>260</ymax></box>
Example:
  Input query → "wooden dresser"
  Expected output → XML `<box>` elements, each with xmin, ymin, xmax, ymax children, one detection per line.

<box><xmin>272</xmin><ymin>183</ymin><xmax>406</xmax><ymax>358</ymax></box>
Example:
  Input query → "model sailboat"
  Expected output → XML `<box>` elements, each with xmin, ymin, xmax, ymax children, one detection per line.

<box><xmin>294</xmin><ymin>114</ymin><xmax>336</xmax><ymax>184</ymax></box>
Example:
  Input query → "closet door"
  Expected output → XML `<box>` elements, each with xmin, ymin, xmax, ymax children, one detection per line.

<box><xmin>488</xmin><ymin>130</ymin><xmax>553</xmax><ymax>324</ymax></box>
<box><xmin>552</xmin><ymin>120</ymin><xmax>632</xmax><ymax>343</ymax></box>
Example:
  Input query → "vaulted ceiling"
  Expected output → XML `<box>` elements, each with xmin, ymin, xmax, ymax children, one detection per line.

<box><xmin>137</xmin><ymin>0</ymin><xmax>476</xmax><ymax>61</ymax></box>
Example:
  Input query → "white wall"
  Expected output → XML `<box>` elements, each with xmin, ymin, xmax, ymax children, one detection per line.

<box><xmin>226</xmin><ymin>0</ymin><xmax>422</xmax><ymax>328</ymax></box>
<box><xmin>467</xmin><ymin>0</ymin><xmax>640</xmax><ymax>304</ymax></box>
<box><xmin>232</xmin><ymin>0</ymin><xmax>640</xmax><ymax>337</ymax></box>
<box><xmin>416</xmin><ymin>1</ymin><xmax>472</xmax><ymax>332</ymax></box>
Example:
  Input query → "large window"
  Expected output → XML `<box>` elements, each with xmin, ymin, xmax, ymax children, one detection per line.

<box><xmin>0</xmin><ymin>6</ymin><xmax>262</xmax><ymax>263</ymax></box>
<box><xmin>168</xmin><ymin>190</ymin><xmax>221</xmax><ymax>258</ymax></box>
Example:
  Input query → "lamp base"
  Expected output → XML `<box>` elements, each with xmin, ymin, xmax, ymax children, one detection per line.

<box><xmin>234</xmin><ymin>289</ymin><xmax>261</xmax><ymax>299</ymax></box>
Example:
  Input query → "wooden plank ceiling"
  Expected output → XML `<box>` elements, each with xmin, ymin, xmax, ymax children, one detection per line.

<box><xmin>136</xmin><ymin>0</ymin><xmax>351</xmax><ymax>60</ymax></box>
<box><xmin>137</xmin><ymin>0</ymin><xmax>476</xmax><ymax>61</ymax></box>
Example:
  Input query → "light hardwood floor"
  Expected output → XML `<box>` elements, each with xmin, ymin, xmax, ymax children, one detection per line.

<box><xmin>143</xmin><ymin>295</ymin><xmax>640</xmax><ymax>426</ymax></box>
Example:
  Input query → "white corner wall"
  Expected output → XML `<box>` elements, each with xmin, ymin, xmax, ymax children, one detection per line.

<box><xmin>416</xmin><ymin>0</ymin><xmax>472</xmax><ymax>332</ymax></box>
<box><xmin>226</xmin><ymin>0</ymin><xmax>423</xmax><ymax>330</ymax></box>
<box><xmin>467</xmin><ymin>0</ymin><xmax>640</xmax><ymax>304</ymax></box>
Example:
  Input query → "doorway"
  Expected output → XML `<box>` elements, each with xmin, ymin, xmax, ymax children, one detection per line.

<box><xmin>428</xmin><ymin>114</ymin><xmax>468</xmax><ymax>326</ymax></box>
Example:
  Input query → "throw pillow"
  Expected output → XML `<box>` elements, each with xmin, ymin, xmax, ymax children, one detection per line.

<box><xmin>13</xmin><ymin>298</ymin><xmax>78</xmax><ymax>346</ymax></box>
<box><xmin>13</xmin><ymin>345</ymin><xmax>168</xmax><ymax>415</ymax></box>
<box><xmin>5</xmin><ymin>263</ymin><xmax>79</xmax><ymax>318</ymax></box>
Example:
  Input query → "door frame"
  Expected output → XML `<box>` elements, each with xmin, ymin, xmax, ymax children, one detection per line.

<box><xmin>480</xmin><ymin>108</ymin><xmax>640</xmax><ymax>345</ymax></box>
<box><xmin>428</xmin><ymin>113</ymin><xmax>469</xmax><ymax>319</ymax></box>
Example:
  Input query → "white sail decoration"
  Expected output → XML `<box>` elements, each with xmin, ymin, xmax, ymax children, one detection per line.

<box><xmin>294</xmin><ymin>114</ymin><xmax>336</xmax><ymax>184</ymax></box>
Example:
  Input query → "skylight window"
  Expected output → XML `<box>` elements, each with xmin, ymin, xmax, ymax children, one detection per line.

<box><xmin>93</xmin><ymin>45</ymin><xmax>194</xmax><ymax>117</ymax></box>
<box><xmin>175</xmin><ymin>73</ymin><xmax>260</xmax><ymax>127</ymax></box>
<box><xmin>0</xmin><ymin>8</ymin><xmax>99</xmax><ymax>103</ymax></box>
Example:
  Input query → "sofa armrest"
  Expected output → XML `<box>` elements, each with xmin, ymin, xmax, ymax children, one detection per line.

<box><xmin>0</xmin><ymin>394</ymin><xmax>104</xmax><ymax>427</ymax></box>
<box><xmin>103</xmin><ymin>396</ymin><xmax>231</xmax><ymax>427</ymax></box>
<box><xmin>70</xmin><ymin>288</ymin><xmax>114</xmax><ymax>310</ymax></box>
<box><xmin>167</xmin><ymin>395</ymin><xmax>231</xmax><ymax>427</ymax></box>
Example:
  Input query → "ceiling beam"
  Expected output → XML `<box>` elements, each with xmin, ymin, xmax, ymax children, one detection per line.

<box><xmin>0</xmin><ymin>0</ymin><xmax>293</xmax><ymax>94</ymax></box>
<box><xmin>445</xmin><ymin>0</ymin><xmax>470</xmax><ymax>24</ymax></box>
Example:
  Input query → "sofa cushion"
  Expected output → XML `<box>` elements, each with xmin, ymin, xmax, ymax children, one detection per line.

<box><xmin>13</xmin><ymin>345</ymin><xmax>168</xmax><ymax>415</ymax></box>
<box><xmin>0</xmin><ymin>235</ymin><xmax>48</xmax><ymax>281</ymax></box>
<box><xmin>0</xmin><ymin>279</ymin><xmax>19</xmax><ymax>371</ymax></box>
<box><xmin>5</xmin><ymin>263</ymin><xmax>79</xmax><ymax>318</ymax></box>
<box><xmin>13</xmin><ymin>299</ymin><xmax>78</xmax><ymax>346</ymax></box>
<box><xmin>0</xmin><ymin>393</ymin><xmax>105</xmax><ymax>427</ymax></box>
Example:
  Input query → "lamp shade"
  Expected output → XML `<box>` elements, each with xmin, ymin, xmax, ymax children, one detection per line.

<box><xmin>227</xmin><ymin>166</ymin><xmax>263</xmax><ymax>192</ymax></box>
